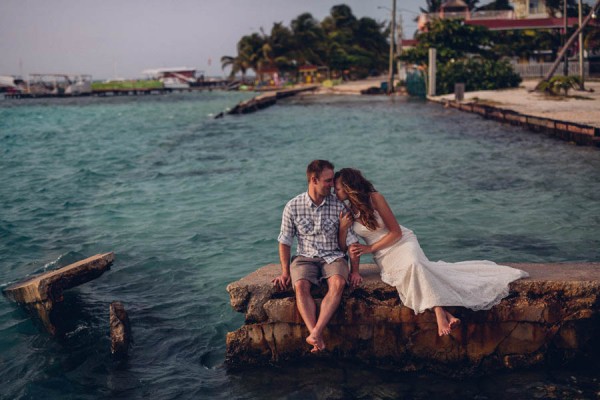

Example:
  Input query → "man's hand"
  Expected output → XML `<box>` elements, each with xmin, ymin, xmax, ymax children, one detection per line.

<box><xmin>272</xmin><ymin>274</ymin><xmax>291</xmax><ymax>291</ymax></box>
<box><xmin>348</xmin><ymin>272</ymin><xmax>363</xmax><ymax>288</ymax></box>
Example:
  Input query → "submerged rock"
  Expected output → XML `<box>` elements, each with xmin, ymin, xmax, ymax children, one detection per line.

<box><xmin>110</xmin><ymin>301</ymin><xmax>132</xmax><ymax>358</ymax></box>
<box><xmin>226</xmin><ymin>263</ymin><xmax>600</xmax><ymax>375</ymax></box>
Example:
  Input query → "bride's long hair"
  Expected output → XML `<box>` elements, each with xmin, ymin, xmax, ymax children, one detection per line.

<box><xmin>334</xmin><ymin>168</ymin><xmax>379</xmax><ymax>231</ymax></box>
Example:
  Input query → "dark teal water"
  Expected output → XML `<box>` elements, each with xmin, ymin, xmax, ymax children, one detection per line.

<box><xmin>1</xmin><ymin>92</ymin><xmax>599</xmax><ymax>399</ymax></box>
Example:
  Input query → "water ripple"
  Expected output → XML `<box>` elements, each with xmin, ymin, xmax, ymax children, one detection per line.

<box><xmin>1</xmin><ymin>93</ymin><xmax>599</xmax><ymax>399</ymax></box>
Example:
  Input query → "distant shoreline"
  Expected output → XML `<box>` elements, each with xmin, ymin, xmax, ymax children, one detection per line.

<box><xmin>302</xmin><ymin>76</ymin><xmax>600</xmax><ymax>130</ymax></box>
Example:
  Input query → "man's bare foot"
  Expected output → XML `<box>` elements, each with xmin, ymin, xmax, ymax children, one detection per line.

<box><xmin>306</xmin><ymin>333</ymin><xmax>325</xmax><ymax>352</ymax></box>
<box><xmin>434</xmin><ymin>307</ymin><xmax>451</xmax><ymax>336</ymax></box>
<box><xmin>445</xmin><ymin>310</ymin><xmax>460</xmax><ymax>331</ymax></box>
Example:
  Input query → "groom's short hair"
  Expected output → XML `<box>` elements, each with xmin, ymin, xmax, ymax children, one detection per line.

<box><xmin>306</xmin><ymin>160</ymin><xmax>334</xmax><ymax>182</ymax></box>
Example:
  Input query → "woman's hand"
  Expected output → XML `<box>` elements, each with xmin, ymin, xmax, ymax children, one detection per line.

<box><xmin>339</xmin><ymin>210</ymin><xmax>353</xmax><ymax>231</ymax></box>
<box><xmin>349</xmin><ymin>243</ymin><xmax>372</xmax><ymax>257</ymax></box>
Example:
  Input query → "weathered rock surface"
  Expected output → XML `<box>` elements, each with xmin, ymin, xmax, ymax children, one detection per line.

<box><xmin>110</xmin><ymin>301</ymin><xmax>132</xmax><ymax>358</ymax></box>
<box><xmin>226</xmin><ymin>263</ymin><xmax>600</xmax><ymax>375</ymax></box>
<box><xmin>3</xmin><ymin>253</ymin><xmax>114</xmax><ymax>334</ymax></box>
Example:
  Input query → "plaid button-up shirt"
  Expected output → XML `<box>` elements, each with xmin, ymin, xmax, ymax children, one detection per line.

<box><xmin>278</xmin><ymin>192</ymin><xmax>359</xmax><ymax>264</ymax></box>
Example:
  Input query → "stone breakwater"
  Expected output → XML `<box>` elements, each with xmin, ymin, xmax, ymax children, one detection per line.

<box><xmin>226</xmin><ymin>263</ymin><xmax>600</xmax><ymax>375</ymax></box>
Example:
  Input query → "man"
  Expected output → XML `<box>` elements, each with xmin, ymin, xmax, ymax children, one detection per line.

<box><xmin>273</xmin><ymin>159</ymin><xmax>362</xmax><ymax>352</ymax></box>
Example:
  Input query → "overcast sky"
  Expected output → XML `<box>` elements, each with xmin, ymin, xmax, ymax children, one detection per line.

<box><xmin>0</xmin><ymin>0</ymin><xmax>424</xmax><ymax>80</ymax></box>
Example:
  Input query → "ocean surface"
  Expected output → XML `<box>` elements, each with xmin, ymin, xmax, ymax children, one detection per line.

<box><xmin>1</xmin><ymin>91</ymin><xmax>599</xmax><ymax>399</ymax></box>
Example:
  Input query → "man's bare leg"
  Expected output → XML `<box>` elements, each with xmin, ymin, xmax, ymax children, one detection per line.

<box><xmin>306</xmin><ymin>275</ymin><xmax>345</xmax><ymax>352</ymax></box>
<box><xmin>434</xmin><ymin>306</ymin><xmax>451</xmax><ymax>336</ymax></box>
<box><xmin>294</xmin><ymin>280</ymin><xmax>318</xmax><ymax>351</ymax></box>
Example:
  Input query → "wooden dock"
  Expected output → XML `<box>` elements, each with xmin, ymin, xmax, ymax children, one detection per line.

<box><xmin>3</xmin><ymin>86</ymin><xmax>227</xmax><ymax>99</ymax></box>
<box><xmin>3</xmin><ymin>80</ymin><xmax>231</xmax><ymax>100</ymax></box>
<box><xmin>222</xmin><ymin>85</ymin><xmax>318</xmax><ymax>117</ymax></box>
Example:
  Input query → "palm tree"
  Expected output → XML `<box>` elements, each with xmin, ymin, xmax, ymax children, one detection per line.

<box><xmin>220</xmin><ymin>55</ymin><xmax>248</xmax><ymax>80</ymax></box>
<box><xmin>220</xmin><ymin>5</ymin><xmax>391</xmax><ymax>82</ymax></box>
<box><xmin>237</xmin><ymin>33</ymin><xmax>268</xmax><ymax>74</ymax></box>
<box><xmin>268</xmin><ymin>22</ymin><xmax>296</xmax><ymax>72</ymax></box>
<box><xmin>291</xmin><ymin>13</ymin><xmax>326</xmax><ymax>65</ymax></box>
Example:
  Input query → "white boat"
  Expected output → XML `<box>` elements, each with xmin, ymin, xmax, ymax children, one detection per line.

<box><xmin>64</xmin><ymin>75</ymin><xmax>92</xmax><ymax>95</ymax></box>
<box><xmin>142</xmin><ymin>67</ymin><xmax>197</xmax><ymax>89</ymax></box>
<box><xmin>161</xmin><ymin>77</ymin><xmax>190</xmax><ymax>89</ymax></box>
<box><xmin>0</xmin><ymin>75</ymin><xmax>25</xmax><ymax>93</ymax></box>
<box><xmin>27</xmin><ymin>74</ymin><xmax>92</xmax><ymax>96</ymax></box>
<box><xmin>0</xmin><ymin>75</ymin><xmax>16</xmax><ymax>87</ymax></box>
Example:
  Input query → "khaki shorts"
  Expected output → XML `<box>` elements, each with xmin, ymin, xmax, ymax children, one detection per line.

<box><xmin>290</xmin><ymin>255</ymin><xmax>349</xmax><ymax>288</ymax></box>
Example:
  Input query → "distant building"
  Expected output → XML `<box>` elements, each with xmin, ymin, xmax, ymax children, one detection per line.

<box><xmin>417</xmin><ymin>0</ymin><xmax>581</xmax><ymax>31</ymax></box>
<box><xmin>256</xmin><ymin>67</ymin><xmax>280</xmax><ymax>86</ymax></box>
<box><xmin>413</xmin><ymin>0</ymin><xmax>599</xmax><ymax>77</ymax></box>
<box><xmin>141</xmin><ymin>67</ymin><xmax>201</xmax><ymax>89</ymax></box>
<box><xmin>297</xmin><ymin>65</ymin><xmax>330</xmax><ymax>84</ymax></box>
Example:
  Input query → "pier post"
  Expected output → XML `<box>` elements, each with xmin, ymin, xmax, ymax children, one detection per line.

<box><xmin>428</xmin><ymin>48</ymin><xmax>437</xmax><ymax>97</ymax></box>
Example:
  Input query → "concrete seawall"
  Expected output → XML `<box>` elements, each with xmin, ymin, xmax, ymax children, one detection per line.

<box><xmin>429</xmin><ymin>98</ymin><xmax>600</xmax><ymax>146</ymax></box>
<box><xmin>226</xmin><ymin>262</ymin><xmax>600</xmax><ymax>375</ymax></box>
<box><xmin>428</xmin><ymin>80</ymin><xmax>600</xmax><ymax>147</ymax></box>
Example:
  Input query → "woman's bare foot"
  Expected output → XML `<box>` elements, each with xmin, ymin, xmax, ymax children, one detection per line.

<box><xmin>306</xmin><ymin>333</ymin><xmax>325</xmax><ymax>353</ymax></box>
<box><xmin>434</xmin><ymin>307</ymin><xmax>451</xmax><ymax>336</ymax></box>
<box><xmin>445</xmin><ymin>310</ymin><xmax>460</xmax><ymax>331</ymax></box>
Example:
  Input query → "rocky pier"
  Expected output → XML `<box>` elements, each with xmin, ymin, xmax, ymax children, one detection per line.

<box><xmin>226</xmin><ymin>262</ymin><xmax>600</xmax><ymax>375</ymax></box>
<box><xmin>3</xmin><ymin>253</ymin><xmax>114</xmax><ymax>334</ymax></box>
<box><xmin>220</xmin><ymin>85</ymin><xmax>318</xmax><ymax>117</ymax></box>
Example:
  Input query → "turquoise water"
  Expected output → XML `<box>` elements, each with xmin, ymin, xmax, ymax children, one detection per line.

<box><xmin>1</xmin><ymin>92</ymin><xmax>599</xmax><ymax>399</ymax></box>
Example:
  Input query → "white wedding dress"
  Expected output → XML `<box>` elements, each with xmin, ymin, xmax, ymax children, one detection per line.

<box><xmin>353</xmin><ymin>211</ymin><xmax>529</xmax><ymax>314</ymax></box>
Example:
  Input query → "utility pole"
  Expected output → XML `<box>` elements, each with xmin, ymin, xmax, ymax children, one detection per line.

<box><xmin>397</xmin><ymin>13</ymin><xmax>404</xmax><ymax>82</ymax></box>
<box><xmin>388</xmin><ymin>0</ymin><xmax>396</xmax><ymax>94</ymax></box>
<box><xmin>563</xmin><ymin>0</ymin><xmax>569</xmax><ymax>76</ymax></box>
<box><xmin>578</xmin><ymin>0</ymin><xmax>585</xmax><ymax>88</ymax></box>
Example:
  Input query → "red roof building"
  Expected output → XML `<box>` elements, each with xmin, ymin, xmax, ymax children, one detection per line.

<box><xmin>416</xmin><ymin>0</ymin><xmax>596</xmax><ymax>32</ymax></box>
<box><xmin>466</xmin><ymin>17</ymin><xmax>581</xmax><ymax>30</ymax></box>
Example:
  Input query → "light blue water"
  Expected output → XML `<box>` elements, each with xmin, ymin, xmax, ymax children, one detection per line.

<box><xmin>1</xmin><ymin>92</ymin><xmax>599</xmax><ymax>399</ymax></box>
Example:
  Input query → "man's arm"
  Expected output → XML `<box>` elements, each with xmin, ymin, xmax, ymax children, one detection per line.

<box><xmin>273</xmin><ymin>243</ymin><xmax>292</xmax><ymax>290</ymax></box>
<box><xmin>274</xmin><ymin>202</ymin><xmax>295</xmax><ymax>290</ymax></box>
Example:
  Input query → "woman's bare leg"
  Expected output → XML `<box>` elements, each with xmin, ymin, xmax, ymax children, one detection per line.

<box><xmin>434</xmin><ymin>306</ymin><xmax>451</xmax><ymax>336</ymax></box>
<box><xmin>445</xmin><ymin>309</ymin><xmax>461</xmax><ymax>330</ymax></box>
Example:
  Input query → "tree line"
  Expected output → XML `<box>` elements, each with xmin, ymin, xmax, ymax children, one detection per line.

<box><xmin>221</xmin><ymin>5</ymin><xmax>390</xmax><ymax>80</ymax></box>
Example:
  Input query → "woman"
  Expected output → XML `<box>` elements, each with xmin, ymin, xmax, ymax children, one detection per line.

<box><xmin>334</xmin><ymin>168</ymin><xmax>529</xmax><ymax>336</ymax></box>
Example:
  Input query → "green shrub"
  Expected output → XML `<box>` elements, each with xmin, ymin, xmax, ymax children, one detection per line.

<box><xmin>435</xmin><ymin>58</ymin><xmax>521</xmax><ymax>95</ymax></box>
<box><xmin>537</xmin><ymin>75</ymin><xmax>581</xmax><ymax>96</ymax></box>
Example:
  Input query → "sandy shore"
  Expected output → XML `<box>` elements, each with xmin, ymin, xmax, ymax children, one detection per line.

<box><xmin>433</xmin><ymin>80</ymin><xmax>600</xmax><ymax>128</ymax></box>
<box><xmin>312</xmin><ymin>76</ymin><xmax>389</xmax><ymax>95</ymax></box>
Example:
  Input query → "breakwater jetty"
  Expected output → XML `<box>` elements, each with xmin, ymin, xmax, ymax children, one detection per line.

<box><xmin>226</xmin><ymin>262</ymin><xmax>600</xmax><ymax>375</ymax></box>
<box><xmin>220</xmin><ymin>85</ymin><xmax>318</xmax><ymax>117</ymax></box>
